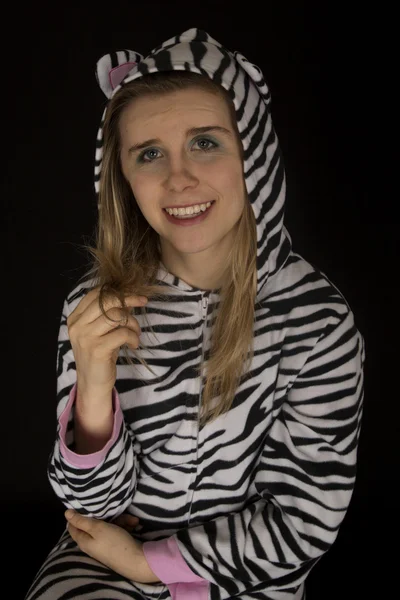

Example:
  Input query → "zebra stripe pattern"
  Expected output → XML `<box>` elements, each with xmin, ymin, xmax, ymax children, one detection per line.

<box><xmin>25</xmin><ymin>28</ymin><xmax>365</xmax><ymax>600</ymax></box>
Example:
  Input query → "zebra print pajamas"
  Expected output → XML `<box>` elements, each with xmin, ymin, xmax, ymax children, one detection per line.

<box><xmin>25</xmin><ymin>27</ymin><xmax>365</xmax><ymax>600</ymax></box>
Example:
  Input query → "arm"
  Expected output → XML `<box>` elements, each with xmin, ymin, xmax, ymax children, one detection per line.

<box><xmin>142</xmin><ymin>309</ymin><xmax>365</xmax><ymax>599</ymax></box>
<box><xmin>47</xmin><ymin>292</ymin><xmax>139</xmax><ymax>520</ymax></box>
<box><xmin>73</xmin><ymin>384</ymin><xmax>115</xmax><ymax>455</ymax></box>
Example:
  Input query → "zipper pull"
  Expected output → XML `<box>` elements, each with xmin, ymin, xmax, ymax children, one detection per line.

<box><xmin>201</xmin><ymin>296</ymin><xmax>209</xmax><ymax>320</ymax></box>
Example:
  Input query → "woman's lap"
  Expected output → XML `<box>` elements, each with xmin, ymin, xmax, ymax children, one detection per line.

<box><xmin>24</xmin><ymin>528</ymin><xmax>169</xmax><ymax>600</ymax></box>
<box><xmin>25</xmin><ymin>528</ymin><xmax>307</xmax><ymax>600</ymax></box>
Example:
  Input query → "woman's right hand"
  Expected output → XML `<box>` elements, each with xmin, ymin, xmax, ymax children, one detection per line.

<box><xmin>67</xmin><ymin>286</ymin><xmax>148</xmax><ymax>398</ymax></box>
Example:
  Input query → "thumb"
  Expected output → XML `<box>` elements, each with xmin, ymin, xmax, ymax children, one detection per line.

<box><xmin>65</xmin><ymin>510</ymin><xmax>97</xmax><ymax>535</ymax></box>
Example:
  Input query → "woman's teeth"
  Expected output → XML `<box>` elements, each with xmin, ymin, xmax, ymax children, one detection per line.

<box><xmin>165</xmin><ymin>201</ymin><xmax>213</xmax><ymax>219</ymax></box>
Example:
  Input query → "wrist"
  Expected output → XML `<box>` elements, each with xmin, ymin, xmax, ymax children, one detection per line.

<box><xmin>73</xmin><ymin>391</ymin><xmax>114</xmax><ymax>455</ymax></box>
<box><xmin>137</xmin><ymin>545</ymin><xmax>161</xmax><ymax>583</ymax></box>
<box><xmin>76</xmin><ymin>383</ymin><xmax>114</xmax><ymax>409</ymax></box>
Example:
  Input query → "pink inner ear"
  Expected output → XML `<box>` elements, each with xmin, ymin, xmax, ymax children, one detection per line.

<box><xmin>109</xmin><ymin>62</ymin><xmax>137</xmax><ymax>90</ymax></box>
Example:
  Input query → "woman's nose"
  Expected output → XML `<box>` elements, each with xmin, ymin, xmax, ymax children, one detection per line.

<box><xmin>165</xmin><ymin>157</ymin><xmax>199</xmax><ymax>191</ymax></box>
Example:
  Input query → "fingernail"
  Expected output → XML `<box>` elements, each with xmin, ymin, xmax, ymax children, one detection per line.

<box><xmin>65</xmin><ymin>509</ymin><xmax>74</xmax><ymax>519</ymax></box>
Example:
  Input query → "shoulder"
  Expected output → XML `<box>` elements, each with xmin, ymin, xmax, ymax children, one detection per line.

<box><xmin>258</xmin><ymin>251</ymin><xmax>357</xmax><ymax>330</ymax></box>
<box><xmin>258</xmin><ymin>252</ymin><xmax>365</xmax><ymax>377</ymax></box>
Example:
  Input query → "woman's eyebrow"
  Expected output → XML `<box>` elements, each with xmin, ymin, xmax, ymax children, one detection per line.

<box><xmin>128</xmin><ymin>125</ymin><xmax>232</xmax><ymax>155</ymax></box>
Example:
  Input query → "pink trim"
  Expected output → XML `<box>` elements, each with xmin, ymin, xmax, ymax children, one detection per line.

<box><xmin>143</xmin><ymin>537</ymin><xmax>209</xmax><ymax>599</ymax></box>
<box><xmin>59</xmin><ymin>383</ymin><xmax>123</xmax><ymax>468</ymax></box>
<box><xmin>109</xmin><ymin>62</ymin><xmax>137</xmax><ymax>90</ymax></box>
<box><xmin>166</xmin><ymin>582</ymin><xmax>209</xmax><ymax>600</ymax></box>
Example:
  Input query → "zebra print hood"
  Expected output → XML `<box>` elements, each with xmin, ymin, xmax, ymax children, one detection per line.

<box><xmin>94</xmin><ymin>27</ymin><xmax>292</xmax><ymax>299</ymax></box>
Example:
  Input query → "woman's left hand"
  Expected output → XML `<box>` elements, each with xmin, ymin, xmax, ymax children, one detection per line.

<box><xmin>65</xmin><ymin>509</ymin><xmax>160</xmax><ymax>583</ymax></box>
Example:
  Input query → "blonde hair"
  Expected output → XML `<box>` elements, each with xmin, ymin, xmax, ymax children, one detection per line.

<box><xmin>78</xmin><ymin>70</ymin><xmax>257</xmax><ymax>426</ymax></box>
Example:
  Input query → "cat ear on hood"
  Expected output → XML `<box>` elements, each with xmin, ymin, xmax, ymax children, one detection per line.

<box><xmin>95</xmin><ymin>50</ymin><xmax>144</xmax><ymax>99</ymax></box>
<box><xmin>234</xmin><ymin>51</ymin><xmax>271</xmax><ymax>106</ymax></box>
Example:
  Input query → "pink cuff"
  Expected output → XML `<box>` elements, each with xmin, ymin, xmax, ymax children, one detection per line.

<box><xmin>143</xmin><ymin>537</ymin><xmax>209</xmax><ymax>600</ymax></box>
<box><xmin>58</xmin><ymin>382</ymin><xmax>123</xmax><ymax>468</ymax></box>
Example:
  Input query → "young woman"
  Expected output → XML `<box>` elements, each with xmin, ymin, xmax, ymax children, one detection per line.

<box><xmin>25</xmin><ymin>27</ymin><xmax>365</xmax><ymax>600</ymax></box>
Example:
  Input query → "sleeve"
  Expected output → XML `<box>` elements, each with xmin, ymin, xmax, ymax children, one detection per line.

<box><xmin>143</xmin><ymin>537</ymin><xmax>209</xmax><ymax>600</ymax></box>
<box><xmin>58</xmin><ymin>382</ymin><xmax>123</xmax><ymax>469</ymax></box>
<box><xmin>141</xmin><ymin>309</ymin><xmax>365</xmax><ymax>599</ymax></box>
<box><xmin>47</xmin><ymin>294</ymin><xmax>140</xmax><ymax>520</ymax></box>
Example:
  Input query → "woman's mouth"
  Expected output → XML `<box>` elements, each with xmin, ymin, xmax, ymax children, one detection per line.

<box><xmin>163</xmin><ymin>201</ymin><xmax>215</xmax><ymax>227</ymax></box>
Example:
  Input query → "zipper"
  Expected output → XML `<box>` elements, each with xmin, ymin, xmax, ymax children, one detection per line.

<box><xmin>187</xmin><ymin>294</ymin><xmax>209</xmax><ymax>527</ymax></box>
<box><xmin>201</xmin><ymin>295</ymin><xmax>209</xmax><ymax>320</ymax></box>
<box><xmin>198</xmin><ymin>293</ymin><xmax>209</xmax><ymax>420</ymax></box>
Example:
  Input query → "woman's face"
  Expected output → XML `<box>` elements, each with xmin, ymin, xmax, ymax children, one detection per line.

<box><xmin>119</xmin><ymin>86</ymin><xmax>246</xmax><ymax>260</ymax></box>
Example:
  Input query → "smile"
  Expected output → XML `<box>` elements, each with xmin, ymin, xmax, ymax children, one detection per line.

<box><xmin>163</xmin><ymin>200</ymin><xmax>215</xmax><ymax>226</ymax></box>
<box><xmin>164</xmin><ymin>201</ymin><xmax>214</xmax><ymax>216</ymax></box>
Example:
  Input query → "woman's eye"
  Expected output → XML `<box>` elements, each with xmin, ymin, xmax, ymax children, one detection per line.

<box><xmin>138</xmin><ymin>148</ymin><xmax>160</xmax><ymax>163</ymax></box>
<box><xmin>137</xmin><ymin>138</ymin><xmax>218</xmax><ymax>163</ymax></box>
<box><xmin>193</xmin><ymin>138</ymin><xmax>218</xmax><ymax>151</ymax></box>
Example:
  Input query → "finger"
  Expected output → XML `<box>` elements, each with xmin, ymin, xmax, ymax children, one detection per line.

<box><xmin>70</xmin><ymin>287</ymin><xmax>147</xmax><ymax>325</ymax></box>
<box><xmin>113</xmin><ymin>513</ymin><xmax>139</xmax><ymax>524</ymax></box>
<box><xmin>67</xmin><ymin>522</ymin><xmax>92</xmax><ymax>551</ymax></box>
<box><xmin>69</xmin><ymin>293</ymin><xmax>147</xmax><ymax>333</ymax></box>
<box><xmin>65</xmin><ymin>510</ymin><xmax>97</xmax><ymax>536</ymax></box>
<box><xmin>77</xmin><ymin>317</ymin><xmax>142</xmax><ymax>358</ymax></box>
<box><xmin>113</xmin><ymin>514</ymin><xmax>140</xmax><ymax>530</ymax></box>
<box><xmin>125</xmin><ymin>514</ymin><xmax>140</xmax><ymax>524</ymax></box>
<box><xmin>91</xmin><ymin>309</ymin><xmax>142</xmax><ymax>338</ymax></box>
<box><xmin>67</xmin><ymin>286</ymin><xmax>101</xmax><ymax>325</ymax></box>
<box><xmin>113</xmin><ymin>518</ymin><xmax>138</xmax><ymax>531</ymax></box>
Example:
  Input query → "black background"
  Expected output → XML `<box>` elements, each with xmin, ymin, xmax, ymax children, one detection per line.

<box><xmin>2</xmin><ymin>3</ymin><xmax>396</xmax><ymax>598</ymax></box>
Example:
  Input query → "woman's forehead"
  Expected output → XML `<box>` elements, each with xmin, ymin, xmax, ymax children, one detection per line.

<box><xmin>120</xmin><ymin>90</ymin><xmax>232</xmax><ymax>135</ymax></box>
